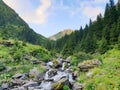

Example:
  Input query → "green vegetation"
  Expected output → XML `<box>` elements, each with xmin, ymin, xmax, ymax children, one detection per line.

<box><xmin>82</xmin><ymin>49</ymin><xmax>120</xmax><ymax>90</ymax></box>
<box><xmin>0</xmin><ymin>0</ymin><xmax>49</xmax><ymax>47</ymax></box>
<box><xmin>0</xmin><ymin>39</ymin><xmax>52</xmax><ymax>82</ymax></box>
<box><xmin>63</xmin><ymin>85</ymin><xmax>70</xmax><ymax>90</ymax></box>
<box><xmin>71</xmin><ymin>52</ymin><xmax>93</xmax><ymax>66</ymax></box>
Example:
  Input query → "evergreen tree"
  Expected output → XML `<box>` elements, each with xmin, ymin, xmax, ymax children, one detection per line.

<box><xmin>99</xmin><ymin>38</ymin><xmax>108</xmax><ymax>54</ymax></box>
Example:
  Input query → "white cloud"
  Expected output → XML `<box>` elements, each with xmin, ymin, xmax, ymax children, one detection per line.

<box><xmin>3</xmin><ymin>0</ymin><xmax>108</xmax><ymax>24</ymax></box>
<box><xmin>83</xmin><ymin>6</ymin><xmax>103</xmax><ymax>20</ymax></box>
<box><xmin>94</xmin><ymin>0</ymin><xmax>109</xmax><ymax>4</ymax></box>
<box><xmin>3</xmin><ymin>0</ymin><xmax>52</xmax><ymax>24</ymax></box>
<box><xmin>35</xmin><ymin>0</ymin><xmax>51</xmax><ymax>24</ymax></box>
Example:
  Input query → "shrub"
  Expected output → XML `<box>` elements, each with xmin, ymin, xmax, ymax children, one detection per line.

<box><xmin>85</xmin><ymin>82</ymin><xmax>96</xmax><ymax>90</ymax></box>
<box><xmin>71</xmin><ymin>52</ymin><xmax>93</xmax><ymax>65</ymax></box>
<box><xmin>63</xmin><ymin>85</ymin><xmax>70</xmax><ymax>90</ymax></box>
<box><xmin>0</xmin><ymin>65</ymin><xmax>6</xmax><ymax>71</ymax></box>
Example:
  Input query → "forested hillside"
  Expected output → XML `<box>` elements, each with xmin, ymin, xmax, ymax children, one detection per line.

<box><xmin>0</xmin><ymin>0</ymin><xmax>48</xmax><ymax>46</ymax></box>
<box><xmin>54</xmin><ymin>0</ymin><xmax>120</xmax><ymax>56</ymax></box>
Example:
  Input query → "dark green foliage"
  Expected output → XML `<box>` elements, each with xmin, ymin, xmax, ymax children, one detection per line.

<box><xmin>0</xmin><ymin>65</ymin><xmax>6</xmax><ymax>71</ymax></box>
<box><xmin>98</xmin><ymin>38</ymin><xmax>108</xmax><ymax>54</ymax></box>
<box><xmin>0</xmin><ymin>0</ymin><xmax>49</xmax><ymax>47</ymax></box>
<box><xmin>54</xmin><ymin>0</ymin><xmax>120</xmax><ymax>55</ymax></box>
<box><xmin>71</xmin><ymin>52</ymin><xmax>93</xmax><ymax>65</ymax></box>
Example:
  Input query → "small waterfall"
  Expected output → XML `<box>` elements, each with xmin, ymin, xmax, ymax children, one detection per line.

<box><xmin>47</xmin><ymin>62</ymin><xmax>53</xmax><ymax>68</ymax></box>
<box><xmin>69</xmin><ymin>74</ymin><xmax>74</xmax><ymax>83</ymax></box>
<box><xmin>40</xmin><ymin>58</ymin><xmax>74</xmax><ymax>89</ymax></box>
<box><xmin>40</xmin><ymin>81</ymin><xmax>52</xmax><ymax>90</ymax></box>
<box><xmin>44</xmin><ymin>71</ymin><xmax>49</xmax><ymax>80</ymax></box>
<box><xmin>52</xmin><ymin>71</ymin><xmax>68</xmax><ymax>82</ymax></box>
<box><xmin>62</xmin><ymin>62</ymin><xmax>65</xmax><ymax>70</ymax></box>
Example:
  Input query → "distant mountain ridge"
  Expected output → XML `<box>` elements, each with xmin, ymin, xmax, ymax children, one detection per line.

<box><xmin>49</xmin><ymin>29</ymin><xmax>74</xmax><ymax>41</ymax></box>
<box><xmin>0</xmin><ymin>0</ymin><xmax>48</xmax><ymax>46</ymax></box>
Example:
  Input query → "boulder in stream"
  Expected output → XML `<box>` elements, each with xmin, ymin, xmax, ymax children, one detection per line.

<box><xmin>10</xmin><ymin>79</ymin><xmax>28</xmax><ymax>86</ymax></box>
<box><xmin>48</xmin><ymin>69</ymin><xmax>57</xmax><ymax>78</ymax></box>
<box><xmin>35</xmin><ymin>73</ymin><xmax>45</xmax><ymax>82</ymax></box>
<box><xmin>52</xmin><ymin>59</ymin><xmax>62</xmax><ymax>68</ymax></box>
<box><xmin>52</xmin><ymin>78</ymin><xmax>72</xmax><ymax>90</ymax></box>
<box><xmin>1</xmin><ymin>83</ymin><xmax>9</xmax><ymax>89</ymax></box>
<box><xmin>23</xmin><ymin>81</ymin><xmax>38</xmax><ymax>89</ymax></box>
<box><xmin>73</xmin><ymin>83</ymin><xmax>84</xmax><ymax>90</ymax></box>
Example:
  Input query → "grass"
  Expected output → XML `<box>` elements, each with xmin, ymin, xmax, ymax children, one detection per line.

<box><xmin>82</xmin><ymin>49</ymin><xmax>120</xmax><ymax>90</ymax></box>
<box><xmin>0</xmin><ymin>39</ymin><xmax>52</xmax><ymax>84</ymax></box>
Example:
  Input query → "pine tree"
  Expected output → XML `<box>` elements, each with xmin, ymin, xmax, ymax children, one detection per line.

<box><xmin>99</xmin><ymin>37</ymin><xmax>108</xmax><ymax>54</ymax></box>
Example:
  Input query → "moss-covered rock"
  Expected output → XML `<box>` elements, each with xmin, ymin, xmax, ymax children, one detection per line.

<box><xmin>78</xmin><ymin>59</ymin><xmax>102</xmax><ymax>72</ymax></box>
<box><xmin>53</xmin><ymin>60</ymin><xmax>61</xmax><ymax>68</ymax></box>
<box><xmin>52</xmin><ymin>78</ymin><xmax>70</xmax><ymax>90</ymax></box>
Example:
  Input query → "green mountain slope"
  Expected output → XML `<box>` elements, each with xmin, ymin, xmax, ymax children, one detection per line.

<box><xmin>0</xmin><ymin>0</ymin><xmax>48</xmax><ymax>46</ymax></box>
<box><xmin>49</xmin><ymin>29</ymin><xmax>74</xmax><ymax>41</ymax></box>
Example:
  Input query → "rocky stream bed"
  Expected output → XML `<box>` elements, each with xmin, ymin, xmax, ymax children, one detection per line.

<box><xmin>0</xmin><ymin>56</ymin><xmax>102</xmax><ymax>90</ymax></box>
<box><xmin>0</xmin><ymin>57</ymin><xmax>84</xmax><ymax>90</ymax></box>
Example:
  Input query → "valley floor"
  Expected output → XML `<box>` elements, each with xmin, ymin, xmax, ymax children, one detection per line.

<box><xmin>0</xmin><ymin>39</ymin><xmax>120</xmax><ymax>90</ymax></box>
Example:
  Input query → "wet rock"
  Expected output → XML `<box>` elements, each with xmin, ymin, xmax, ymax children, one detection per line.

<box><xmin>12</xmin><ymin>73</ymin><xmax>26</xmax><ymax>80</ymax></box>
<box><xmin>47</xmin><ymin>62</ymin><xmax>53</xmax><ymax>68</ymax></box>
<box><xmin>53</xmin><ymin>60</ymin><xmax>62</xmax><ymax>68</ymax></box>
<box><xmin>11</xmin><ymin>87</ymin><xmax>25</xmax><ymax>90</ymax></box>
<box><xmin>2</xmin><ymin>83</ymin><xmax>9</xmax><ymax>89</ymax></box>
<box><xmin>0</xmin><ymin>87</ymin><xmax>3</xmax><ymax>90</ymax></box>
<box><xmin>65</xmin><ymin>56</ymin><xmax>71</xmax><ymax>63</ymax></box>
<box><xmin>35</xmin><ymin>73</ymin><xmax>45</xmax><ymax>82</ymax></box>
<box><xmin>45</xmin><ymin>78</ymin><xmax>54</xmax><ymax>82</ymax></box>
<box><xmin>52</xmin><ymin>78</ymin><xmax>72</xmax><ymax>90</ymax></box>
<box><xmin>28</xmin><ymin>87</ymin><xmax>35</xmax><ymax>90</ymax></box>
<box><xmin>73</xmin><ymin>71</ymin><xmax>79</xmax><ymax>80</ymax></box>
<box><xmin>73</xmin><ymin>83</ymin><xmax>84</xmax><ymax>90</ymax></box>
<box><xmin>48</xmin><ymin>69</ymin><xmax>57</xmax><ymax>78</ymax></box>
<box><xmin>23</xmin><ymin>81</ymin><xmax>38</xmax><ymax>89</ymax></box>
<box><xmin>10</xmin><ymin>79</ymin><xmax>28</xmax><ymax>86</ymax></box>
<box><xmin>40</xmin><ymin>81</ymin><xmax>52</xmax><ymax>90</ymax></box>
<box><xmin>57</xmin><ymin>57</ymin><xmax>63</xmax><ymax>63</ymax></box>
<box><xmin>52</xmin><ymin>71</ymin><xmax>69</xmax><ymax>82</ymax></box>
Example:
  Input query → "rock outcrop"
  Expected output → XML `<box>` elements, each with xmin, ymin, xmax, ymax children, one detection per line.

<box><xmin>78</xmin><ymin>59</ymin><xmax>102</xmax><ymax>72</ymax></box>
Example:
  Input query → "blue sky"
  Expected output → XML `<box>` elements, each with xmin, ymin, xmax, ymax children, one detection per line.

<box><xmin>3</xmin><ymin>0</ymin><xmax>118</xmax><ymax>37</ymax></box>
